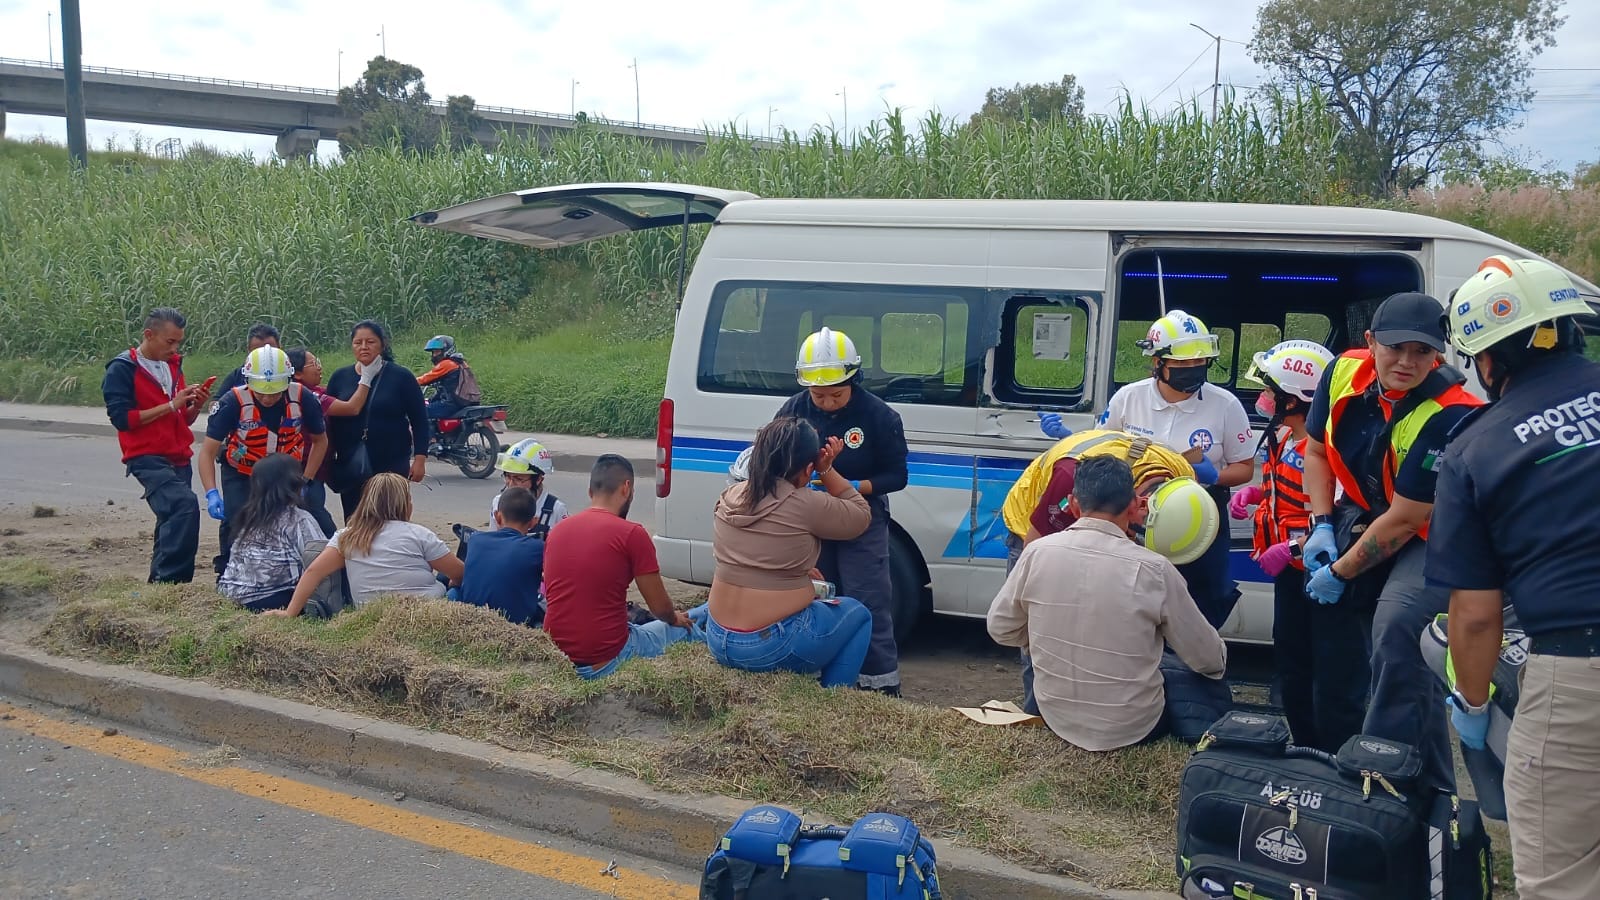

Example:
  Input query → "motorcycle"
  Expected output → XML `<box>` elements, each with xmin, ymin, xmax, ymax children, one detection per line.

<box><xmin>428</xmin><ymin>405</ymin><xmax>508</xmax><ymax>478</ymax></box>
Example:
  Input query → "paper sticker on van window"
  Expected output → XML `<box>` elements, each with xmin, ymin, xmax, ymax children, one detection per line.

<box><xmin>1031</xmin><ymin>312</ymin><xmax>1073</xmax><ymax>361</ymax></box>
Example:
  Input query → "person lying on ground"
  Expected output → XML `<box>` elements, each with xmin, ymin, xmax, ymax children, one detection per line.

<box><xmin>272</xmin><ymin>473</ymin><xmax>462</xmax><ymax>616</ymax></box>
<box><xmin>987</xmin><ymin>455</ymin><xmax>1226</xmax><ymax>751</ymax></box>
<box><xmin>217</xmin><ymin>453</ymin><xmax>326</xmax><ymax>613</ymax></box>
<box><xmin>689</xmin><ymin>417</ymin><xmax>873</xmax><ymax>688</ymax></box>
<box><xmin>453</xmin><ymin>486</ymin><xmax>546</xmax><ymax>627</ymax></box>
<box><xmin>542</xmin><ymin>454</ymin><xmax>701</xmax><ymax>679</ymax></box>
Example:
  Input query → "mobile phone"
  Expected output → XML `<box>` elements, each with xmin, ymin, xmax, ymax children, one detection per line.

<box><xmin>200</xmin><ymin>375</ymin><xmax>218</xmax><ymax>393</ymax></box>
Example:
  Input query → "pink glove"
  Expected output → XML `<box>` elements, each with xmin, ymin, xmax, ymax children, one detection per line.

<box><xmin>1228</xmin><ymin>484</ymin><xmax>1264</xmax><ymax>520</ymax></box>
<box><xmin>1256</xmin><ymin>541</ymin><xmax>1294</xmax><ymax>577</ymax></box>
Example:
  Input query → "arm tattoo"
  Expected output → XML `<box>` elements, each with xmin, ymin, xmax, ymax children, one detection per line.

<box><xmin>1343</xmin><ymin>530</ymin><xmax>1408</xmax><ymax>577</ymax></box>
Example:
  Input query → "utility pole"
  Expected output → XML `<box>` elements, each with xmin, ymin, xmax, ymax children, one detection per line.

<box><xmin>377</xmin><ymin>25</ymin><xmax>386</xmax><ymax>57</ymax></box>
<box><xmin>60</xmin><ymin>0</ymin><xmax>88</xmax><ymax>169</ymax></box>
<box><xmin>767</xmin><ymin>106</ymin><xmax>778</xmax><ymax>138</ymax></box>
<box><xmin>628</xmin><ymin>58</ymin><xmax>640</xmax><ymax>125</ymax></box>
<box><xmin>570</xmin><ymin>79</ymin><xmax>579</xmax><ymax>116</ymax></box>
<box><xmin>47</xmin><ymin>11</ymin><xmax>53</xmax><ymax>66</ymax></box>
<box><xmin>836</xmin><ymin>86</ymin><xmax>848</xmax><ymax>138</ymax></box>
<box><xmin>1190</xmin><ymin>23</ymin><xmax>1221</xmax><ymax>123</ymax></box>
<box><xmin>337</xmin><ymin>48</ymin><xmax>343</xmax><ymax>87</ymax></box>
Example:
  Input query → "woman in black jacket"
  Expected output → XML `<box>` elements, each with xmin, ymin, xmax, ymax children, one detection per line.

<box><xmin>325</xmin><ymin>320</ymin><xmax>430</xmax><ymax>519</ymax></box>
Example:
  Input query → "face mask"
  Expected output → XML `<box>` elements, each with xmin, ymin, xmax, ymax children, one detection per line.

<box><xmin>1161</xmin><ymin>364</ymin><xmax>1208</xmax><ymax>395</ymax></box>
<box><xmin>1254</xmin><ymin>391</ymin><xmax>1277</xmax><ymax>418</ymax></box>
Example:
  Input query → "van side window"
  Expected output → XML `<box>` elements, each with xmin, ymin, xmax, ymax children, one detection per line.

<box><xmin>992</xmin><ymin>296</ymin><xmax>1095</xmax><ymax>410</ymax></box>
<box><xmin>700</xmin><ymin>281</ymin><xmax>981</xmax><ymax>406</ymax></box>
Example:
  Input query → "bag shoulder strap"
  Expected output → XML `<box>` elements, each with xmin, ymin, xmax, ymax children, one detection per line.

<box><xmin>355</xmin><ymin>365</ymin><xmax>384</xmax><ymax>439</ymax></box>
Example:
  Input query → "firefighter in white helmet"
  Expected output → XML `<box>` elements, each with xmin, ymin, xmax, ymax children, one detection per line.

<box><xmin>1089</xmin><ymin>309</ymin><xmax>1256</xmax><ymax>629</ymax></box>
<box><xmin>776</xmin><ymin>327</ymin><xmax>909</xmax><ymax>696</ymax></box>
<box><xmin>1425</xmin><ymin>256</ymin><xmax>1600</xmax><ymax>899</ymax></box>
<box><xmin>491</xmin><ymin>438</ymin><xmax>568</xmax><ymax>540</ymax></box>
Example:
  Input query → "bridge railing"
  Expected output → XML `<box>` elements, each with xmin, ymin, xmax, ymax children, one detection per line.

<box><xmin>0</xmin><ymin>56</ymin><xmax>730</xmax><ymax>139</ymax></box>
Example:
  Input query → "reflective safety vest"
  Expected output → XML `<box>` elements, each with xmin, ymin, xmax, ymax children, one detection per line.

<box><xmin>1322</xmin><ymin>350</ymin><xmax>1480</xmax><ymax>540</ymax></box>
<box><xmin>225</xmin><ymin>384</ymin><xmax>306</xmax><ymax>475</ymax></box>
<box><xmin>1001</xmin><ymin>429</ymin><xmax>1194</xmax><ymax>537</ymax></box>
<box><xmin>1253</xmin><ymin>429</ymin><xmax>1311</xmax><ymax>568</ymax></box>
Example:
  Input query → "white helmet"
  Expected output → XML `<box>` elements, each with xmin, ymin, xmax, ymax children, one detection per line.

<box><xmin>795</xmin><ymin>327</ymin><xmax>862</xmax><ymax>387</ymax></box>
<box><xmin>728</xmin><ymin>446</ymin><xmax>753</xmax><ymax>484</ymax></box>
<box><xmin>1448</xmin><ymin>255</ymin><xmax>1588</xmax><ymax>356</ymax></box>
<box><xmin>1244</xmin><ymin>340</ymin><xmax>1335</xmax><ymax>402</ymax></box>
<box><xmin>495</xmin><ymin>438</ymin><xmax>554</xmax><ymax>477</ymax></box>
<box><xmin>241</xmin><ymin>346</ymin><xmax>293</xmax><ymax>395</ymax></box>
<box><xmin>1141</xmin><ymin>477</ymin><xmax>1219</xmax><ymax>565</ymax></box>
<box><xmin>1137</xmin><ymin>310</ymin><xmax>1221</xmax><ymax>360</ymax></box>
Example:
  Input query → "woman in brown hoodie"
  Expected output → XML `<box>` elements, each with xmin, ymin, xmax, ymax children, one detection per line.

<box><xmin>692</xmin><ymin>417</ymin><xmax>874</xmax><ymax>687</ymax></box>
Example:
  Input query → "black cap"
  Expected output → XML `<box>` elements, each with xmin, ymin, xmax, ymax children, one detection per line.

<box><xmin>1371</xmin><ymin>292</ymin><xmax>1447</xmax><ymax>353</ymax></box>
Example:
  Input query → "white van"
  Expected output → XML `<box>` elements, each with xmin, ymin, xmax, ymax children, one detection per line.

<box><xmin>413</xmin><ymin>184</ymin><xmax>1600</xmax><ymax>643</ymax></box>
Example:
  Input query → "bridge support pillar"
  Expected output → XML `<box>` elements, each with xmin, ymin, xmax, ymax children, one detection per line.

<box><xmin>0</xmin><ymin>103</ymin><xmax>7</xmax><ymax>139</ymax></box>
<box><xmin>274</xmin><ymin>127</ymin><xmax>321</xmax><ymax>161</ymax></box>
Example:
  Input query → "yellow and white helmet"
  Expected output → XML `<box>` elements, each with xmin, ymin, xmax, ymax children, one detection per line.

<box><xmin>1137</xmin><ymin>310</ymin><xmax>1221</xmax><ymax>360</ymax></box>
<box><xmin>495</xmin><ymin>438</ymin><xmax>555</xmax><ymax>477</ymax></box>
<box><xmin>1141</xmin><ymin>477</ymin><xmax>1219</xmax><ymax>565</ymax></box>
<box><xmin>1448</xmin><ymin>255</ymin><xmax>1587</xmax><ymax>356</ymax></box>
<box><xmin>795</xmin><ymin>327</ymin><xmax>862</xmax><ymax>387</ymax></box>
<box><xmin>1244</xmin><ymin>340</ymin><xmax>1334</xmax><ymax>402</ymax></box>
<box><xmin>241</xmin><ymin>346</ymin><xmax>293</xmax><ymax>394</ymax></box>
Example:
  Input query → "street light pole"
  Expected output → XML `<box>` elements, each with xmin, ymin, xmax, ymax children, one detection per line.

<box><xmin>836</xmin><ymin>86</ymin><xmax>848</xmax><ymax>137</ymax></box>
<box><xmin>47</xmin><ymin>12</ymin><xmax>53</xmax><ymax>66</ymax></box>
<box><xmin>337</xmin><ymin>49</ymin><xmax>343</xmax><ymax>87</ymax></box>
<box><xmin>60</xmin><ymin>0</ymin><xmax>88</xmax><ymax>169</ymax></box>
<box><xmin>767</xmin><ymin>106</ymin><xmax>778</xmax><ymax>138</ymax></box>
<box><xmin>628</xmin><ymin>58</ymin><xmax>640</xmax><ymax>125</ymax></box>
<box><xmin>377</xmin><ymin>25</ymin><xmax>386</xmax><ymax>57</ymax></box>
<box><xmin>571</xmin><ymin>79</ymin><xmax>579</xmax><ymax>116</ymax></box>
<box><xmin>1190</xmin><ymin>23</ymin><xmax>1222</xmax><ymax>123</ymax></box>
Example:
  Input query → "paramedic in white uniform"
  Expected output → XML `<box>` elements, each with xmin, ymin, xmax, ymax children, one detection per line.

<box><xmin>1098</xmin><ymin>310</ymin><xmax>1254</xmax><ymax>628</ymax></box>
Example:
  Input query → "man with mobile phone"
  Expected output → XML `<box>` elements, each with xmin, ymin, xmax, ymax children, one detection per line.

<box><xmin>101</xmin><ymin>308</ymin><xmax>212</xmax><ymax>583</ymax></box>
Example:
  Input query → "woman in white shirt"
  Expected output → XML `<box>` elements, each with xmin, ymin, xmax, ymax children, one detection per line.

<box><xmin>273</xmin><ymin>473</ymin><xmax>463</xmax><ymax>616</ymax></box>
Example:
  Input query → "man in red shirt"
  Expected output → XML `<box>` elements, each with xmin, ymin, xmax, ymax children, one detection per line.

<box><xmin>543</xmin><ymin>454</ymin><xmax>699</xmax><ymax>678</ymax></box>
<box><xmin>101</xmin><ymin>308</ymin><xmax>211</xmax><ymax>583</ymax></box>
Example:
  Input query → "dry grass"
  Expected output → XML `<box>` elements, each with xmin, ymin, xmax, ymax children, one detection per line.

<box><xmin>29</xmin><ymin>566</ymin><xmax>1188</xmax><ymax>890</ymax></box>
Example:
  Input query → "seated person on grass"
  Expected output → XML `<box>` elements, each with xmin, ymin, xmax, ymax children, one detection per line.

<box><xmin>273</xmin><ymin>473</ymin><xmax>463</xmax><ymax>616</ymax></box>
<box><xmin>542</xmin><ymin>454</ymin><xmax>700</xmax><ymax>679</ymax></box>
<box><xmin>454</xmin><ymin>486</ymin><xmax>546</xmax><ymax>627</ymax></box>
<box><xmin>690</xmin><ymin>417</ymin><xmax>874</xmax><ymax>688</ymax></box>
<box><xmin>986</xmin><ymin>456</ymin><xmax>1226</xmax><ymax>751</ymax></box>
<box><xmin>217</xmin><ymin>453</ymin><xmax>327</xmax><ymax>613</ymax></box>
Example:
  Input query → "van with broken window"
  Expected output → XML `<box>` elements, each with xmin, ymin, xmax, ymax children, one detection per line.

<box><xmin>411</xmin><ymin>184</ymin><xmax>1600</xmax><ymax>643</ymax></box>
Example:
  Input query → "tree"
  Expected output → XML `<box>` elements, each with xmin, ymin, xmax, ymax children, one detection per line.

<box><xmin>969</xmin><ymin>75</ymin><xmax>1085</xmax><ymax>126</ymax></box>
<box><xmin>1250</xmin><ymin>0</ymin><xmax>1565</xmax><ymax>195</ymax></box>
<box><xmin>336</xmin><ymin>56</ymin><xmax>481</xmax><ymax>154</ymax></box>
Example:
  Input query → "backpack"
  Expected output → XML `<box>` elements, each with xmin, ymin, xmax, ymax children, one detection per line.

<box><xmin>1176</xmin><ymin>711</ymin><xmax>1491</xmax><ymax>900</ymax></box>
<box><xmin>701</xmin><ymin>805</ymin><xmax>941</xmax><ymax>900</ymax></box>
<box><xmin>453</xmin><ymin>359</ymin><xmax>483</xmax><ymax>404</ymax></box>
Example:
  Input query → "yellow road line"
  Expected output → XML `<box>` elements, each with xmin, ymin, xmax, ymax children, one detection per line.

<box><xmin>0</xmin><ymin>702</ymin><xmax>695</xmax><ymax>899</ymax></box>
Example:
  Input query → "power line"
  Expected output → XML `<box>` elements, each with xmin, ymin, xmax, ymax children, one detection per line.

<box><xmin>1150</xmin><ymin>42</ymin><xmax>1215</xmax><ymax>105</ymax></box>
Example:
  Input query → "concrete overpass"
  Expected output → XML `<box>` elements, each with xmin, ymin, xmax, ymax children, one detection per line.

<box><xmin>0</xmin><ymin>57</ymin><xmax>746</xmax><ymax>158</ymax></box>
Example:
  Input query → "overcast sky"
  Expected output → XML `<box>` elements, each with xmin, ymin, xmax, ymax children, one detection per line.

<box><xmin>2</xmin><ymin>0</ymin><xmax>1597</xmax><ymax>172</ymax></box>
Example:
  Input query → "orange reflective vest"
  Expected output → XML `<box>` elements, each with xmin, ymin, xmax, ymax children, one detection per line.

<box><xmin>224</xmin><ymin>384</ymin><xmax>306</xmax><ymax>475</ymax></box>
<box><xmin>1321</xmin><ymin>349</ymin><xmax>1480</xmax><ymax>540</ymax></box>
<box><xmin>1253</xmin><ymin>429</ymin><xmax>1311</xmax><ymax>569</ymax></box>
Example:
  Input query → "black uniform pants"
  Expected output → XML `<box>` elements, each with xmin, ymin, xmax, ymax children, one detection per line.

<box><xmin>1362</xmin><ymin>540</ymin><xmax>1454</xmax><ymax>791</ymax></box>
<box><xmin>1176</xmin><ymin>526</ymin><xmax>1242</xmax><ymax>630</ymax></box>
<box><xmin>125</xmin><ymin>456</ymin><xmax>200</xmax><ymax>584</ymax></box>
<box><xmin>213</xmin><ymin>462</ymin><xmax>252</xmax><ymax>579</ymax></box>
<box><xmin>817</xmin><ymin>502</ymin><xmax>898</xmax><ymax>689</ymax></box>
<box><xmin>303</xmin><ymin>479</ymin><xmax>337</xmax><ymax>537</ymax></box>
<box><xmin>1272</xmin><ymin>567</ymin><xmax>1370</xmax><ymax>753</ymax></box>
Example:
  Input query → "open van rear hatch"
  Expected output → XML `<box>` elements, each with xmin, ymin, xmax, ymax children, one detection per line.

<box><xmin>409</xmin><ymin>183</ymin><xmax>757</xmax><ymax>249</ymax></box>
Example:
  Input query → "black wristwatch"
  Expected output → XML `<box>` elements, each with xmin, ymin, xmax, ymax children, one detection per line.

<box><xmin>1289</xmin><ymin>542</ymin><xmax>1304</xmax><ymax>560</ymax></box>
<box><xmin>1310</xmin><ymin>514</ymin><xmax>1333</xmax><ymax>529</ymax></box>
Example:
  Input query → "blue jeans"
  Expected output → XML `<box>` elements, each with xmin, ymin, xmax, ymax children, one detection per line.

<box><xmin>693</xmin><ymin>599</ymin><xmax>873</xmax><ymax>688</ymax></box>
<box><xmin>573</xmin><ymin>619</ymin><xmax>700</xmax><ymax>680</ymax></box>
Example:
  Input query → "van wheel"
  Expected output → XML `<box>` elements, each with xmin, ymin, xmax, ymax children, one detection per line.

<box><xmin>888</xmin><ymin>532</ymin><xmax>929</xmax><ymax>645</ymax></box>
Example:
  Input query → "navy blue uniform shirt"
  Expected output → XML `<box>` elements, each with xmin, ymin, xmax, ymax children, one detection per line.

<box><xmin>205</xmin><ymin>385</ymin><xmax>326</xmax><ymax>470</ymax></box>
<box><xmin>776</xmin><ymin>386</ymin><xmax>909</xmax><ymax>505</ymax></box>
<box><xmin>459</xmin><ymin>527</ymin><xmax>546</xmax><ymax>627</ymax></box>
<box><xmin>1425</xmin><ymin>353</ymin><xmax>1600</xmax><ymax>635</ymax></box>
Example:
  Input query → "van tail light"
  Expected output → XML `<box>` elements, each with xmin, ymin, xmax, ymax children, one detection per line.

<box><xmin>655</xmin><ymin>398</ymin><xmax>674</xmax><ymax>498</ymax></box>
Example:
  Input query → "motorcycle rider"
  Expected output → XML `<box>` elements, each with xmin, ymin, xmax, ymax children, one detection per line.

<box><xmin>418</xmin><ymin>335</ymin><xmax>472</xmax><ymax>427</ymax></box>
<box><xmin>492</xmin><ymin>438</ymin><xmax>569</xmax><ymax>539</ymax></box>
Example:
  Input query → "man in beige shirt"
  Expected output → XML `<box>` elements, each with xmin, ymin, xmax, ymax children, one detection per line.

<box><xmin>987</xmin><ymin>456</ymin><xmax>1227</xmax><ymax>751</ymax></box>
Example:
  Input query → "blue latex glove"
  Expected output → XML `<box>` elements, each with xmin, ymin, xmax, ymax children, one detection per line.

<box><xmin>1448</xmin><ymin>697</ymin><xmax>1490</xmax><ymax>750</ymax></box>
<box><xmin>1039</xmin><ymin>413</ymin><xmax>1072</xmax><ymax>440</ymax></box>
<box><xmin>1305</xmin><ymin>564</ymin><xmax>1346</xmax><ymax>605</ymax></box>
<box><xmin>1191</xmin><ymin>454</ymin><xmax>1219</xmax><ymax>485</ymax></box>
<box><xmin>808</xmin><ymin>477</ymin><xmax>825</xmax><ymax>491</ymax></box>
<box><xmin>1303</xmin><ymin>522</ymin><xmax>1337</xmax><ymax>571</ymax></box>
<box><xmin>445</xmin><ymin>587</ymin><xmax>460</xmax><ymax>602</ymax></box>
<box><xmin>205</xmin><ymin>488</ymin><xmax>225</xmax><ymax>521</ymax></box>
<box><xmin>849</xmin><ymin>479</ymin><xmax>861</xmax><ymax>492</ymax></box>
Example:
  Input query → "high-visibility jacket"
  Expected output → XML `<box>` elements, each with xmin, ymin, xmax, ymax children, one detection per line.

<box><xmin>1321</xmin><ymin>349</ymin><xmax>1480</xmax><ymax>540</ymax></box>
<box><xmin>1001</xmin><ymin>429</ymin><xmax>1193</xmax><ymax>537</ymax></box>
<box><xmin>1253</xmin><ymin>429</ymin><xmax>1311</xmax><ymax>569</ymax></box>
<box><xmin>224</xmin><ymin>384</ymin><xmax>306</xmax><ymax>475</ymax></box>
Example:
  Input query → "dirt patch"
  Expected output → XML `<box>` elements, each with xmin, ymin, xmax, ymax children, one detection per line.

<box><xmin>179</xmin><ymin>743</ymin><xmax>242</xmax><ymax>769</ymax></box>
<box><xmin>573</xmin><ymin>694</ymin><xmax>673</xmax><ymax>742</ymax></box>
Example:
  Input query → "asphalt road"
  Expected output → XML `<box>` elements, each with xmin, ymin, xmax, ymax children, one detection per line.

<box><xmin>0</xmin><ymin>695</ymin><xmax>696</xmax><ymax>900</ymax></box>
<box><xmin>0</xmin><ymin>430</ymin><xmax>645</xmax><ymax>532</ymax></box>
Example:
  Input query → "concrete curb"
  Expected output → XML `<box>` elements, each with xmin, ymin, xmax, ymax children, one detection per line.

<box><xmin>0</xmin><ymin>642</ymin><xmax>1154</xmax><ymax>900</ymax></box>
<box><xmin>0</xmin><ymin>416</ymin><xmax>654</xmax><ymax>474</ymax></box>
